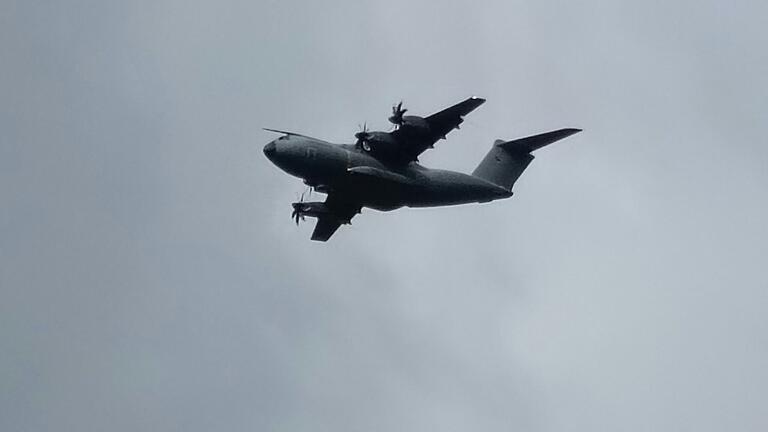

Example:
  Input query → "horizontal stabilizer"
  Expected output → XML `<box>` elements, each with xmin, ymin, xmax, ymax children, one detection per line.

<box><xmin>472</xmin><ymin>128</ymin><xmax>581</xmax><ymax>190</ymax></box>
<box><xmin>498</xmin><ymin>128</ymin><xmax>582</xmax><ymax>154</ymax></box>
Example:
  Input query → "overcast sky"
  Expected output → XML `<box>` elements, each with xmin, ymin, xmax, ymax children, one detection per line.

<box><xmin>2</xmin><ymin>0</ymin><xmax>767</xmax><ymax>431</ymax></box>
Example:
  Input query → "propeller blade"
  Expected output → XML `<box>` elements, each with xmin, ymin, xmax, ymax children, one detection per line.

<box><xmin>388</xmin><ymin>101</ymin><xmax>407</xmax><ymax>127</ymax></box>
<box><xmin>355</xmin><ymin>122</ymin><xmax>371</xmax><ymax>149</ymax></box>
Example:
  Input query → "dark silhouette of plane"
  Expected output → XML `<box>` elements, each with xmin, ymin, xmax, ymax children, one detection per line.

<box><xmin>263</xmin><ymin>97</ymin><xmax>581</xmax><ymax>241</ymax></box>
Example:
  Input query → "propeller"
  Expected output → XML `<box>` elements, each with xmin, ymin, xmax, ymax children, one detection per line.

<box><xmin>291</xmin><ymin>186</ymin><xmax>316</xmax><ymax>225</ymax></box>
<box><xmin>355</xmin><ymin>123</ymin><xmax>372</xmax><ymax>151</ymax></box>
<box><xmin>291</xmin><ymin>191</ymin><xmax>306</xmax><ymax>225</ymax></box>
<box><xmin>388</xmin><ymin>101</ymin><xmax>407</xmax><ymax>128</ymax></box>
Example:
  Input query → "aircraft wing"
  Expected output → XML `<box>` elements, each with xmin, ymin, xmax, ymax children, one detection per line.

<box><xmin>311</xmin><ymin>217</ymin><xmax>344</xmax><ymax>242</ymax></box>
<box><xmin>398</xmin><ymin>96</ymin><xmax>486</xmax><ymax>160</ymax></box>
<box><xmin>310</xmin><ymin>194</ymin><xmax>361</xmax><ymax>242</ymax></box>
<box><xmin>263</xmin><ymin>128</ymin><xmax>331</xmax><ymax>144</ymax></box>
<box><xmin>425</xmin><ymin>96</ymin><xmax>486</xmax><ymax>141</ymax></box>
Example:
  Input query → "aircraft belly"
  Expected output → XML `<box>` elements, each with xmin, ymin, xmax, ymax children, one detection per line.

<box><xmin>403</xmin><ymin>170</ymin><xmax>506</xmax><ymax>208</ymax></box>
<box><xmin>330</xmin><ymin>160</ymin><xmax>407</xmax><ymax>211</ymax></box>
<box><xmin>328</xmin><ymin>159</ymin><xmax>509</xmax><ymax>211</ymax></box>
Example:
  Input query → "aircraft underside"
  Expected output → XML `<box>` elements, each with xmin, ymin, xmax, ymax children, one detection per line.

<box><xmin>310</xmin><ymin>167</ymin><xmax>513</xmax><ymax>211</ymax></box>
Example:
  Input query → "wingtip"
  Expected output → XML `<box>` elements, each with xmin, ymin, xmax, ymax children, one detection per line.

<box><xmin>562</xmin><ymin>128</ymin><xmax>583</xmax><ymax>135</ymax></box>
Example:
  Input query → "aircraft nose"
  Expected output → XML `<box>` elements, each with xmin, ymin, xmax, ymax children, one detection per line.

<box><xmin>263</xmin><ymin>140</ymin><xmax>277</xmax><ymax>159</ymax></box>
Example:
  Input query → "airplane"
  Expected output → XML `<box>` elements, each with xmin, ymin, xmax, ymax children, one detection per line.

<box><xmin>263</xmin><ymin>97</ymin><xmax>581</xmax><ymax>241</ymax></box>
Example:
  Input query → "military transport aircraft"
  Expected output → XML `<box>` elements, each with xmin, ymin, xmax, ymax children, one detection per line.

<box><xmin>263</xmin><ymin>97</ymin><xmax>580</xmax><ymax>241</ymax></box>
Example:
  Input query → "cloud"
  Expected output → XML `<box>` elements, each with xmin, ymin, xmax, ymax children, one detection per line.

<box><xmin>2</xmin><ymin>1</ymin><xmax>767</xmax><ymax>431</ymax></box>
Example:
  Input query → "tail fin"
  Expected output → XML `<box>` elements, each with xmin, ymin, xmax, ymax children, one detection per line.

<box><xmin>472</xmin><ymin>128</ymin><xmax>581</xmax><ymax>190</ymax></box>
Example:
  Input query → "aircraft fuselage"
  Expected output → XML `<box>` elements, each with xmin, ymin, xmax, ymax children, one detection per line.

<box><xmin>263</xmin><ymin>134</ymin><xmax>511</xmax><ymax>212</ymax></box>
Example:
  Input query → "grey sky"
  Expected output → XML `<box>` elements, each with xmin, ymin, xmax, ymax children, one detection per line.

<box><xmin>2</xmin><ymin>0</ymin><xmax>767</xmax><ymax>430</ymax></box>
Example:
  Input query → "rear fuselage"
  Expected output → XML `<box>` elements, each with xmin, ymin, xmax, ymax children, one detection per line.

<box><xmin>263</xmin><ymin>135</ymin><xmax>511</xmax><ymax>211</ymax></box>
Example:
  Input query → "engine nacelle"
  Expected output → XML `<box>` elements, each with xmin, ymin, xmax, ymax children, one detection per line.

<box><xmin>398</xmin><ymin>115</ymin><xmax>431</xmax><ymax>139</ymax></box>
<box><xmin>355</xmin><ymin>114</ymin><xmax>434</xmax><ymax>163</ymax></box>
<box><xmin>358</xmin><ymin>131</ymin><xmax>403</xmax><ymax>161</ymax></box>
